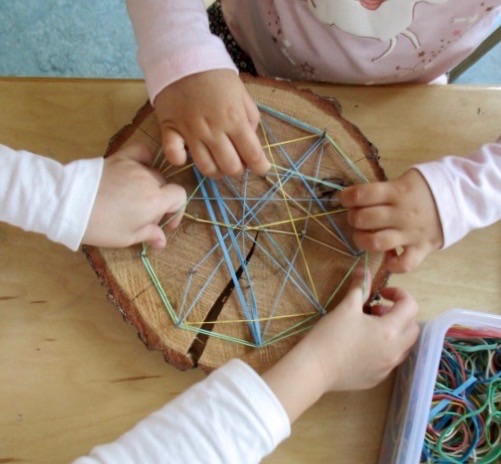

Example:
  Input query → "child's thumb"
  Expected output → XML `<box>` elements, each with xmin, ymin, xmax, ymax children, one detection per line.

<box><xmin>159</xmin><ymin>184</ymin><xmax>187</xmax><ymax>230</ymax></box>
<box><xmin>135</xmin><ymin>224</ymin><xmax>167</xmax><ymax>249</ymax></box>
<box><xmin>345</xmin><ymin>265</ymin><xmax>372</xmax><ymax>306</ymax></box>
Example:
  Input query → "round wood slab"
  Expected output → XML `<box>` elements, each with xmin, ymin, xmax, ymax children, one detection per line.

<box><xmin>83</xmin><ymin>75</ymin><xmax>389</xmax><ymax>373</ymax></box>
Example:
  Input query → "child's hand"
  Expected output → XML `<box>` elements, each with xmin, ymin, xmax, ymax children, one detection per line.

<box><xmin>82</xmin><ymin>143</ymin><xmax>186</xmax><ymax>249</ymax></box>
<box><xmin>154</xmin><ymin>69</ymin><xmax>270</xmax><ymax>178</ymax></box>
<box><xmin>262</xmin><ymin>269</ymin><xmax>419</xmax><ymax>422</ymax></box>
<box><xmin>339</xmin><ymin>169</ymin><xmax>443</xmax><ymax>273</ymax></box>
<box><xmin>304</xmin><ymin>270</ymin><xmax>419</xmax><ymax>394</ymax></box>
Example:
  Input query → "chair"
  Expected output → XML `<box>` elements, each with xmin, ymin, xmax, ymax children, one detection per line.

<box><xmin>449</xmin><ymin>26</ymin><xmax>501</xmax><ymax>82</ymax></box>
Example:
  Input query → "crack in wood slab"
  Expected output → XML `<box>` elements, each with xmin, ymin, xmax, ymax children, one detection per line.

<box><xmin>188</xmin><ymin>232</ymin><xmax>260</xmax><ymax>365</ymax></box>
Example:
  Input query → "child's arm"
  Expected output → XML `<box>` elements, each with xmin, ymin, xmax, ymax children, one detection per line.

<box><xmin>73</xmin><ymin>271</ymin><xmax>419</xmax><ymax>463</ymax></box>
<box><xmin>262</xmin><ymin>270</ymin><xmax>419</xmax><ymax>422</ymax></box>
<box><xmin>126</xmin><ymin>0</ymin><xmax>268</xmax><ymax>177</ymax></box>
<box><xmin>340</xmin><ymin>143</ymin><xmax>501</xmax><ymax>273</ymax></box>
<box><xmin>0</xmin><ymin>142</ymin><xmax>186</xmax><ymax>250</ymax></box>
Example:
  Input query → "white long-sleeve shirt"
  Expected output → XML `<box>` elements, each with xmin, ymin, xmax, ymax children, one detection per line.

<box><xmin>0</xmin><ymin>146</ymin><xmax>291</xmax><ymax>462</ymax></box>
<box><xmin>72</xmin><ymin>359</ymin><xmax>290</xmax><ymax>464</ymax></box>
<box><xmin>0</xmin><ymin>144</ymin><xmax>102</xmax><ymax>251</ymax></box>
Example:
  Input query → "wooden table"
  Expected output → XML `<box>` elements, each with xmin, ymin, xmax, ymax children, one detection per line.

<box><xmin>0</xmin><ymin>78</ymin><xmax>499</xmax><ymax>464</ymax></box>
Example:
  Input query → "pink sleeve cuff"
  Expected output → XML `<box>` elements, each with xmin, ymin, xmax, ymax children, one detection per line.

<box><xmin>142</xmin><ymin>43</ymin><xmax>238</xmax><ymax>104</ymax></box>
<box><xmin>414</xmin><ymin>143</ymin><xmax>501</xmax><ymax>248</ymax></box>
<box><xmin>126</xmin><ymin>0</ymin><xmax>238</xmax><ymax>104</ymax></box>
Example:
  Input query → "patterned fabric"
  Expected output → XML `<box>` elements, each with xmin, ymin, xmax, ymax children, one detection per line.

<box><xmin>208</xmin><ymin>1</ymin><xmax>257</xmax><ymax>75</ymax></box>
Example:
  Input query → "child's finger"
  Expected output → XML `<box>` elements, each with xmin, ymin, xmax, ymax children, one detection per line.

<box><xmin>368</xmin><ymin>284</ymin><xmax>416</xmax><ymax>317</ymax></box>
<box><xmin>241</xmin><ymin>88</ymin><xmax>269</xmax><ymax>173</ymax></box>
<box><xmin>162</xmin><ymin>129</ymin><xmax>187</xmax><ymax>166</ymax></box>
<box><xmin>159</xmin><ymin>183</ymin><xmax>187</xmax><ymax>230</ymax></box>
<box><xmin>119</xmin><ymin>142</ymin><xmax>154</xmax><ymax>165</ymax></box>
<box><xmin>342</xmin><ymin>265</ymin><xmax>372</xmax><ymax>307</ymax></box>
<box><xmin>135</xmin><ymin>224</ymin><xmax>167</xmax><ymax>249</ymax></box>
<box><xmin>377</xmin><ymin>287</ymin><xmax>419</xmax><ymax>329</ymax></box>
<box><xmin>188</xmin><ymin>140</ymin><xmax>220</xmax><ymax>177</ymax></box>
<box><xmin>378</xmin><ymin>286</ymin><xmax>413</xmax><ymax>304</ymax></box>
<box><xmin>205</xmin><ymin>134</ymin><xmax>245</xmax><ymax>177</ymax></box>
<box><xmin>243</xmin><ymin>87</ymin><xmax>261</xmax><ymax>130</ymax></box>
<box><xmin>347</xmin><ymin>205</ymin><xmax>396</xmax><ymax>231</ymax></box>
<box><xmin>370</xmin><ymin>303</ymin><xmax>392</xmax><ymax>316</ymax></box>
<box><xmin>384</xmin><ymin>246</ymin><xmax>428</xmax><ymax>273</ymax></box>
<box><xmin>339</xmin><ymin>182</ymin><xmax>394</xmax><ymax>208</ymax></box>
<box><xmin>352</xmin><ymin>228</ymin><xmax>404</xmax><ymax>252</ymax></box>
<box><xmin>230</xmin><ymin>127</ymin><xmax>270</xmax><ymax>176</ymax></box>
<box><xmin>376</xmin><ymin>288</ymin><xmax>420</xmax><ymax>358</ymax></box>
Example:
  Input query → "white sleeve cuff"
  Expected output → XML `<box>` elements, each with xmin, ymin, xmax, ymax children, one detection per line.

<box><xmin>47</xmin><ymin>157</ymin><xmax>103</xmax><ymax>250</ymax></box>
<box><xmin>0</xmin><ymin>145</ymin><xmax>103</xmax><ymax>251</ymax></box>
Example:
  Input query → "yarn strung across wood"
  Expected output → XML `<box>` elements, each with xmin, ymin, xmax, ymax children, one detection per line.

<box><xmin>84</xmin><ymin>76</ymin><xmax>389</xmax><ymax>373</ymax></box>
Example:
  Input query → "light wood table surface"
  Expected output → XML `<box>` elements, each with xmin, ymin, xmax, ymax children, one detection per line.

<box><xmin>0</xmin><ymin>78</ymin><xmax>499</xmax><ymax>464</ymax></box>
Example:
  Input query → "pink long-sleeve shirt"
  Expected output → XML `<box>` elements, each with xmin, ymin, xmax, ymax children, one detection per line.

<box><xmin>126</xmin><ymin>0</ymin><xmax>500</xmax><ymax>250</ymax></box>
<box><xmin>126</xmin><ymin>0</ymin><xmax>501</xmax><ymax>101</ymax></box>
<box><xmin>415</xmin><ymin>144</ymin><xmax>501</xmax><ymax>248</ymax></box>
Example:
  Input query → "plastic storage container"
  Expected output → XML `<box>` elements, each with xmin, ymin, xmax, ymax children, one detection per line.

<box><xmin>379</xmin><ymin>308</ymin><xmax>501</xmax><ymax>464</ymax></box>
